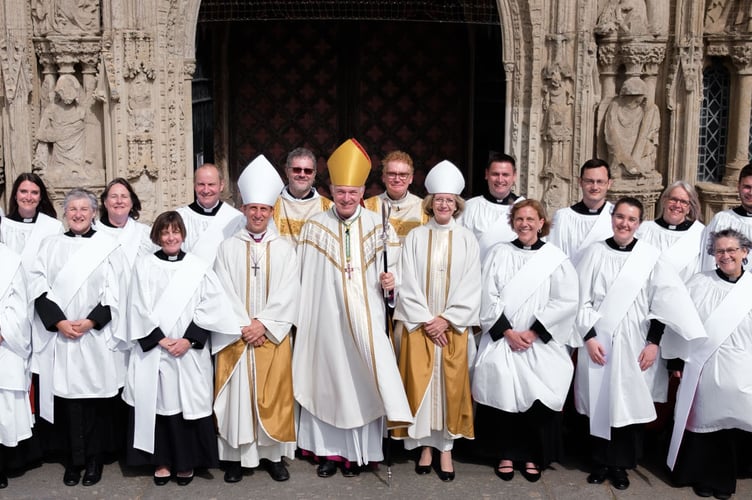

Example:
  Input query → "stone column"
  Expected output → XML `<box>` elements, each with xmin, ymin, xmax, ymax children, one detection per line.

<box><xmin>724</xmin><ymin>44</ymin><xmax>752</xmax><ymax>184</ymax></box>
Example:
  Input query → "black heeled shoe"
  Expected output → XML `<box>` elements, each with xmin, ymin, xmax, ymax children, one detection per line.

<box><xmin>153</xmin><ymin>473</ymin><xmax>171</xmax><ymax>486</ymax></box>
<box><xmin>415</xmin><ymin>463</ymin><xmax>432</xmax><ymax>475</ymax></box>
<box><xmin>437</xmin><ymin>469</ymin><xmax>455</xmax><ymax>482</ymax></box>
<box><xmin>520</xmin><ymin>464</ymin><xmax>541</xmax><ymax>483</ymax></box>
<box><xmin>495</xmin><ymin>462</ymin><xmax>514</xmax><ymax>481</ymax></box>
<box><xmin>176</xmin><ymin>470</ymin><xmax>194</xmax><ymax>486</ymax></box>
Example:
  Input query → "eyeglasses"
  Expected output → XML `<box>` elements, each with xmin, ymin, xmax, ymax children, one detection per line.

<box><xmin>289</xmin><ymin>167</ymin><xmax>314</xmax><ymax>175</ymax></box>
<box><xmin>581</xmin><ymin>179</ymin><xmax>608</xmax><ymax>186</ymax></box>
<box><xmin>433</xmin><ymin>198</ymin><xmax>456</xmax><ymax>206</ymax></box>
<box><xmin>715</xmin><ymin>247</ymin><xmax>741</xmax><ymax>256</ymax></box>
<box><xmin>385</xmin><ymin>172</ymin><xmax>411</xmax><ymax>180</ymax></box>
<box><xmin>667</xmin><ymin>197</ymin><xmax>690</xmax><ymax>207</ymax></box>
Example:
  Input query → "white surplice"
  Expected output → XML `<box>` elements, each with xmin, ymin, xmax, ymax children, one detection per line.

<box><xmin>700</xmin><ymin>208</ymin><xmax>752</xmax><ymax>271</ymax></box>
<box><xmin>0</xmin><ymin>213</ymin><xmax>64</xmax><ymax>271</ymax></box>
<box><xmin>548</xmin><ymin>201</ymin><xmax>614</xmax><ymax>266</ymax></box>
<box><xmin>213</xmin><ymin>228</ymin><xmax>300</xmax><ymax>467</ymax></box>
<box><xmin>393</xmin><ymin>217</ymin><xmax>480</xmax><ymax>451</ymax></box>
<box><xmin>460</xmin><ymin>195</ymin><xmax>525</xmax><ymax>260</ymax></box>
<box><xmin>293</xmin><ymin>207</ymin><xmax>413</xmax><ymax>465</ymax></box>
<box><xmin>28</xmin><ymin>231</ymin><xmax>129</xmax><ymax>423</ymax></box>
<box><xmin>473</xmin><ymin>241</ymin><xmax>578</xmax><ymax>413</ymax></box>
<box><xmin>0</xmin><ymin>244</ymin><xmax>34</xmax><ymax>447</ymax></box>
<box><xmin>94</xmin><ymin>217</ymin><xmax>156</xmax><ymax>269</ymax></box>
<box><xmin>636</xmin><ymin>219</ymin><xmax>704</xmax><ymax>282</ymax></box>
<box><xmin>573</xmin><ymin>240</ymin><xmax>705</xmax><ymax>437</ymax></box>
<box><xmin>176</xmin><ymin>202</ymin><xmax>245</xmax><ymax>263</ymax></box>
<box><xmin>120</xmin><ymin>252</ymin><xmax>238</xmax><ymax>453</ymax></box>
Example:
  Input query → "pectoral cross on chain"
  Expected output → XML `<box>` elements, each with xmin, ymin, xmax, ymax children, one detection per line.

<box><xmin>345</xmin><ymin>262</ymin><xmax>354</xmax><ymax>279</ymax></box>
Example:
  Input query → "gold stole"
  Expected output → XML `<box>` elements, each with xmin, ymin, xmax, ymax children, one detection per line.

<box><xmin>392</xmin><ymin>230</ymin><xmax>474</xmax><ymax>438</ymax></box>
<box><xmin>214</xmin><ymin>240</ymin><xmax>295</xmax><ymax>442</ymax></box>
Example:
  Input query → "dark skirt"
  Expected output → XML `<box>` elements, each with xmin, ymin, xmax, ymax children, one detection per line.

<box><xmin>590</xmin><ymin>423</ymin><xmax>644</xmax><ymax>469</ymax></box>
<box><xmin>475</xmin><ymin>401</ymin><xmax>563</xmax><ymax>468</ymax></box>
<box><xmin>39</xmin><ymin>394</ymin><xmax>128</xmax><ymax>467</ymax></box>
<box><xmin>0</xmin><ymin>436</ymin><xmax>42</xmax><ymax>473</ymax></box>
<box><xmin>125</xmin><ymin>405</ymin><xmax>219</xmax><ymax>472</ymax></box>
<box><xmin>672</xmin><ymin>429</ymin><xmax>752</xmax><ymax>495</ymax></box>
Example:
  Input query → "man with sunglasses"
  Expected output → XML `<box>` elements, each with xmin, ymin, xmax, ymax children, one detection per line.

<box><xmin>273</xmin><ymin>147</ymin><xmax>332</xmax><ymax>247</ymax></box>
<box><xmin>364</xmin><ymin>151</ymin><xmax>427</xmax><ymax>243</ymax></box>
<box><xmin>700</xmin><ymin>163</ymin><xmax>752</xmax><ymax>272</ymax></box>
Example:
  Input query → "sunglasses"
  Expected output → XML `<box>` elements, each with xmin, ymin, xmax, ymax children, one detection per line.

<box><xmin>289</xmin><ymin>167</ymin><xmax>315</xmax><ymax>175</ymax></box>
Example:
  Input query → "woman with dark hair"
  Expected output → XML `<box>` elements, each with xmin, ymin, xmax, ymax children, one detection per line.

<box><xmin>96</xmin><ymin>178</ymin><xmax>155</xmax><ymax>268</ymax></box>
<box><xmin>0</xmin><ymin>173</ymin><xmax>64</xmax><ymax>270</ymax></box>
<box><xmin>574</xmin><ymin>197</ymin><xmax>704</xmax><ymax>491</ymax></box>
<box><xmin>473</xmin><ymin>198</ymin><xmax>578</xmax><ymax>483</ymax></box>
<box><xmin>120</xmin><ymin>211</ymin><xmax>237</xmax><ymax>486</ymax></box>
<box><xmin>392</xmin><ymin>160</ymin><xmax>480</xmax><ymax>482</ymax></box>
<box><xmin>668</xmin><ymin>229</ymin><xmax>752</xmax><ymax>499</ymax></box>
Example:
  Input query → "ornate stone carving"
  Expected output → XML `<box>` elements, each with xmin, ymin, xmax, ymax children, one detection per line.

<box><xmin>123</xmin><ymin>32</ymin><xmax>157</xmax><ymax>181</ymax></box>
<box><xmin>540</xmin><ymin>62</ymin><xmax>574</xmax><ymax>208</ymax></box>
<box><xmin>731</xmin><ymin>44</ymin><xmax>752</xmax><ymax>72</ymax></box>
<box><xmin>31</xmin><ymin>0</ymin><xmax>100</xmax><ymax>37</ymax></box>
<box><xmin>595</xmin><ymin>0</ymin><xmax>651</xmax><ymax>37</ymax></box>
<box><xmin>705</xmin><ymin>0</ymin><xmax>752</xmax><ymax>33</ymax></box>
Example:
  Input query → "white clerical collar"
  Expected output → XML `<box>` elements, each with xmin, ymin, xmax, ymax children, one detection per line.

<box><xmin>23</xmin><ymin>217</ymin><xmax>33</xmax><ymax>223</ymax></box>
<box><xmin>168</xmin><ymin>254</ymin><xmax>179</xmax><ymax>261</ymax></box>
<box><xmin>385</xmin><ymin>191</ymin><xmax>410</xmax><ymax>212</ymax></box>
<box><xmin>198</xmin><ymin>200</ymin><xmax>220</xmax><ymax>213</ymax></box>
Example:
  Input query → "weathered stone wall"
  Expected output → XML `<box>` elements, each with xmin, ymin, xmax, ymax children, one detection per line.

<box><xmin>1</xmin><ymin>0</ymin><xmax>751</xmax><ymax>220</ymax></box>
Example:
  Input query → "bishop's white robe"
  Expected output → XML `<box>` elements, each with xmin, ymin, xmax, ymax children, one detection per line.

<box><xmin>0</xmin><ymin>244</ymin><xmax>34</xmax><ymax>447</ymax></box>
<box><xmin>636</xmin><ymin>218</ymin><xmax>704</xmax><ymax>282</ymax></box>
<box><xmin>548</xmin><ymin>201</ymin><xmax>614</xmax><ymax>266</ymax></box>
<box><xmin>700</xmin><ymin>207</ymin><xmax>752</xmax><ymax>272</ymax></box>
<box><xmin>213</xmin><ymin>228</ymin><xmax>300</xmax><ymax>467</ymax></box>
<box><xmin>392</xmin><ymin>218</ymin><xmax>480</xmax><ymax>451</ymax></box>
<box><xmin>364</xmin><ymin>192</ymin><xmax>427</xmax><ymax>243</ymax></box>
<box><xmin>176</xmin><ymin>201</ymin><xmax>245</xmax><ymax>263</ymax></box>
<box><xmin>293</xmin><ymin>207</ymin><xmax>413</xmax><ymax>465</ymax></box>
<box><xmin>573</xmin><ymin>239</ymin><xmax>705</xmax><ymax>438</ymax></box>
<box><xmin>120</xmin><ymin>252</ymin><xmax>238</xmax><ymax>454</ymax></box>
<box><xmin>272</xmin><ymin>188</ymin><xmax>332</xmax><ymax>247</ymax></box>
<box><xmin>460</xmin><ymin>193</ymin><xmax>525</xmax><ymax>261</ymax></box>
<box><xmin>29</xmin><ymin>231</ymin><xmax>129</xmax><ymax>423</ymax></box>
<box><xmin>473</xmin><ymin>241</ymin><xmax>578</xmax><ymax>414</ymax></box>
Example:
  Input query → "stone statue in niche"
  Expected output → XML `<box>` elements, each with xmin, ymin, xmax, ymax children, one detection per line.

<box><xmin>542</xmin><ymin>64</ymin><xmax>574</xmax><ymax>175</ymax></box>
<box><xmin>31</xmin><ymin>0</ymin><xmax>99</xmax><ymax>36</ymax></box>
<box><xmin>705</xmin><ymin>0</ymin><xmax>752</xmax><ymax>33</ymax></box>
<box><xmin>128</xmin><ymin>71</ymin><xmax>154</xmax><ymax>133</ymax></box>
<box><xmin>595</xmin><ymin>0</ymin><xmax>650</xmax><ymax>36</ymax></box>
<box><xmin>36</xmin><ymin>74</ymin><xmax>89</xmax><ymax>184</ymax></box>
<box><xmin>603</xmin><ymin>77</ymin><xmax>661</xmax><ymax>179</ymax></box>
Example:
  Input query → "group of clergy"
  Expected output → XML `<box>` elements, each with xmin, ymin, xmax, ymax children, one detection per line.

<box><xmin>1</xmin><ymin>140</ymin><xmax>751</xmax><ymax>500</ymax></box>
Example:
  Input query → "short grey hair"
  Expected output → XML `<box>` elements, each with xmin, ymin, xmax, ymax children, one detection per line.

<box><xmin>706</xmin><ymin>228</ymin><xmax>752</xmax><ymax>256</ymax></box>
<box><xmin>63</xmin><ymin>187</ymin><xmax>98</xmax><ymax>213</ymax></box>
<box><xmin>286</xmin><ymin>147</ymin><xmax>317</xmax><ymax>169</ymax></box>
<box><xmin>658</xmin><ymin>181</ymin><xmax>702</xmax><ymax>223</ymax></box>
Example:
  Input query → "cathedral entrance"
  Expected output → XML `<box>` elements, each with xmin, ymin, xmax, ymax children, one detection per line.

<box><xmin>193</xmin><ymin>2</ymin><xmax>505</xmax><ymax>196</ymax></box>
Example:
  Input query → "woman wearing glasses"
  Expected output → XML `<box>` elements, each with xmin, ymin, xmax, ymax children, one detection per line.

<box><xmin>635</xmin><ymin>181</ymin><xmax>704</xmax><ymax>282</ymax></box>
<box><xmin>392</xmin><ymin>160</ymin><xmax>480</xmax><ymax>482</ymax></box>
<box><xmin>668</xmin><ymin>229</ymin><xmax>752</xmax><ymax>500</ymax></box>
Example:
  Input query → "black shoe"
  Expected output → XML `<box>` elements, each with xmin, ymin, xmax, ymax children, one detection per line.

<box><xmin>0</xmin><ymin>472</ymin><xmax>7</xmax><ymax>489</ymax></box>
<box><xmin>495</xmin><ymin>464</ymin><xmax>514</xmax><ymax>481</ymax></box>
<box><xmin>316</xmin><ymin>460</ymin><xmax>337</xmax><ymax>478</ymax></box>
<box><xmin>713</xmin><ymin>492</ymin><xmax>732</xmax><ymax>500</ymax></box>
<box><xmin>586</xmin><ymin>465</ymin><xmax>608</xmax><ymax>484</ymax></box>
<box><xmin>63</xmin><ymin>466</ymin><xmax>81</xmax><ymax>486</ymax></box>
<box><xmin>176</xmin><ymin>471</ymin><xmax>194</xmax><ymax>486</ymax></box>
<box><xmin>609</xmin><ymin>467</ymin><xmax>629</xmax><ymax>490</ymax></box>
<box><xmin>224</xmin><ymin>462</ymin><xmax>243</xmax><ymax>483</ymax></box>
<box><xmin>415</xmin><ymin>463</ymin><xmax>432</xmax><ymax>475</ymax></box>
<box><xmin>437</xmin><ymin>469</ymin><xmax>455</xmax><ymax>482</ymax></box>
<box><xmin>692</xmin><ymin>485</ymin><xmax>713</xmax><ymax>497</ymax></box>
<box><xmin>521</xmin><ymin>464</ymin><xmax>541</xmax><ymax>483</ymax></box>
<box><xmin>266</xmin><ymin>460</ymin><xmax>290</xmax><ymax>482</ymax></box>
<box><xmin>341</xmin><ymin>463</ymin><xmax>361</xmax><ymax>477</ymax></box>
<box><xmin>153</xmin><ymin>473</ymin><xmax>171</xmax><ymax>486</ymax></box>
<box><xmin>82</xmin><ymin>459</ymin><xmax>102</xmax><ymax>486</ymax></box>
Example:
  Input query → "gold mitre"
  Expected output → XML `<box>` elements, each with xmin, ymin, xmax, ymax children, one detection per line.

<box><xmin>327</xmin><ymin>138</ymin><xmax>371</xmax><ymax>187</ymax></box>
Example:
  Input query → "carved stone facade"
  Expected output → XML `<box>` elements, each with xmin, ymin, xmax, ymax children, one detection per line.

<box><xmin>1</xmin><ymin>1</ymin><xmax>751</xmax><ymax>221</ymax></box>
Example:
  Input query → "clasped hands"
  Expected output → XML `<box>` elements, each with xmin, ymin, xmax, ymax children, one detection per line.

<box><xmin>424</xmin><ymin>316</ymin><xmax>450</xmax><ymax>347</ymax></box>
<box><xmin>56</xmin><ymin>319</ymin><xmax>95</xmax><ymax>340</ymax></box>
<box><xmin>504</xmin><ymin>329</ymin><xmax>537</xmax><ymax>352</ymax></box>
<box><xmin>241</xmin><ymin>319</ymin><xmax>267</xmax><ymax>347</ymax></box>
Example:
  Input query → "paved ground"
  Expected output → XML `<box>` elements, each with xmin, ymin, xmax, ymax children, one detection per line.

<box><xmin>2</xmin><ymin>440</ymin><xmax>750</xmax><ymax>499</ymax></box>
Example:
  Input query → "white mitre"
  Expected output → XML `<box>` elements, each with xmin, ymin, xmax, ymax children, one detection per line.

<box><xmin>424</xmin><ymin>160</ymin><xmax>465</xmax><ymax>194</ymax></box>
<box><xmin>237</xmin><ymin>154</ymin><xmax>284</xmax><ymax>206</ymax></box>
